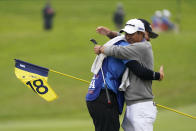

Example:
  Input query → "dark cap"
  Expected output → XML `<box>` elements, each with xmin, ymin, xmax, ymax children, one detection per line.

<box><xmin>138</xmin><ymin>19</ymin><xmax>159</xmax><ymax>39</ymax></box>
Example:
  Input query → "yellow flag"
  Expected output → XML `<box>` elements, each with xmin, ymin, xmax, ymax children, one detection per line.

<box><xmin>14</xmin><ymin>59</ymin><xmax>58</xmax><ymax>102</ymax></box>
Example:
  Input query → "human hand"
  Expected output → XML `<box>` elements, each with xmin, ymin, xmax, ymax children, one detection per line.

<box><xmin>96</xmin><ymin>26</ymin><xmax>111</xmax><ymax>36</ymax></box>
<box><xmin>94</xmin><ymin>45</ymin><xmax>102</xmax><ymax>54</ymax></box>
<box><xmin>159</xmin><ymin>65</ymin><xmax>164</xmax><ymax>81</ymax></box>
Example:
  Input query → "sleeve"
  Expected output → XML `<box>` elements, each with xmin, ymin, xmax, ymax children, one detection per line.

<box><xmin>103</xmin><ymin>44</ymin><xmax>140</xmax><ymax>61</ymax></box>
<box><xmin>107</xmin><ymin>31</ymin><xmax>119</xmax><ymax>39</ymax></box>
<box><xmin>125</xmin><ymin>60</ymin><xmax>160</xmax><ymax>80</ymax></box>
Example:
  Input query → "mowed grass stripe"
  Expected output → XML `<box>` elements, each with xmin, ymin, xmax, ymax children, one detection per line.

<box><xmin>0</xmin><ymin>119</ymin><xmax>93</xmax><ymax>129</ymax></box>
<box><xmin>154</xmin><ymin>104</ymin><xmax>196</xmax><ymax>131</ymax></box>
<box><xmin>0</xmin><ymin>104</ymin><xmax>195</xmax><ymax>131</ymax></box>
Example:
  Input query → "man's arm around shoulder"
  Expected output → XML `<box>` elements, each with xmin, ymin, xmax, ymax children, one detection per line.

<box><xmin>99</xmin><ymin>44</ymin><xmax>140</xmax><ymax>61</ymax></box>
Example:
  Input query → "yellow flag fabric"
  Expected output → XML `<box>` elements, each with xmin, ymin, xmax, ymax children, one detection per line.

<box><xmin>14</xmin><ymin>59</ymin><xmax>58</xmax><ymax>102</ymax></box>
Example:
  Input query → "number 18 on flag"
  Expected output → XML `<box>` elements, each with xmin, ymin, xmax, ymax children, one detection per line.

<box><xmin>14</xmin><ymin>59</ymin><xmax>58</xmax><ymax>102</ymax></box>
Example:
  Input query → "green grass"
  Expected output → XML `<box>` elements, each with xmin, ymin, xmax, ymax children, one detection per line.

<box><xmin>0</xmin><ymin>104</ymin><xmax>195</xmax><ymax>131</ymax></box>
<box><xmin>0</xmin><ymin>0</ymin><xmax>196</xmax><ymax>130</ymax></box>
<box><xmin>0</xmin><ymin>119</ymin><xmax>94</xmax><ymax>131</ymax></box>
<box><xmin>154</xmin><ymin>104</ymin><xmax>196</xmax><ymax>131</ymax></box>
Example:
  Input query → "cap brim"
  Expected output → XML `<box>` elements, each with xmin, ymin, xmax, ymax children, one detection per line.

<box><xmin>119</xmin><ymin>30</ymin><xmax>124</xmax><ymax>33</ymax></box>
<box><xmin>119</xmin><ymin>27</ymin><xmax>137</xmax><ymax>34</ymax></box>
<box><xmin>149</xmin><ymin>31</ymin><xmax>159</xmax><ymax>39</ymax></box>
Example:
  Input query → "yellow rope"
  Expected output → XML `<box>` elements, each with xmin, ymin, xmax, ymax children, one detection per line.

<box><xmin>50</xmin><ymin>69</ymin><xmax>196</xmax><ymax>120</ymax></box>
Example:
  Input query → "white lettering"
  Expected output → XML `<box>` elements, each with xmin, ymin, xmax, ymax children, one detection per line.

<box><xmin>20</xmin><ymin>64</ymin><xmax>26</xmax><ymax>68</ymax></box>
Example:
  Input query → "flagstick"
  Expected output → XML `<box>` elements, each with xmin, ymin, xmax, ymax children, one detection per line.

<box><xmin>50</xmin><ymin>69</ymin><xmax>90</xmax><ymax>84</ymax></box>
<box><xmin>50</xmin><ymin>68</ymin><xmax>196</xmax><ymax>119</ymax></box>
<box><xmin>156</xmin><ymin>104</ymin><xmax>196</xmax><ymax>119</ymax></box>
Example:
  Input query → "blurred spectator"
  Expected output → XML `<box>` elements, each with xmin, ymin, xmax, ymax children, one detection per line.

<box><xmin>152</xmin><ymin>9</ymin><xmax>176</xmax><ymax>32</ymax></box>
<box><xmin>151</xmin><ymin>10</ymin><xmax>163</xmax><ymax>32</ymax></box>
<box><xmin>113</xmin><ymin>3</ymin><xmax>125</xmax><ymax>30</ymax></box>
<box><xmin>161</xmin><ymin>9</ymin><xmax>175</xmax><ymax>31</ymax></box>
<box><xmin>43</xmin><ymin>2</ymin><xmax>55</xmax><ymax>30</ymax></box>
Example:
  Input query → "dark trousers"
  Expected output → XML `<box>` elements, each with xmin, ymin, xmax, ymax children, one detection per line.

<box><xmin>44</xmin><ymin>19</ymin><xmax>52</xmax><ymax>30</ymax></box>
<box><xmin>86</xmin><ymin>89</ymin><xmax>120</xmax><ymax>131</ymax></box>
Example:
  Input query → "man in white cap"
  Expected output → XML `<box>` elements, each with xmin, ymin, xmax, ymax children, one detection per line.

<box><xmin>96</xmin><ymin>18</ymin><xmax>159</xmax><ymax>41</ymax></box>
<box><xmin>94</xmin><ymin>19</ymin><xmax>160</xmax><ymax>131</ymax></box>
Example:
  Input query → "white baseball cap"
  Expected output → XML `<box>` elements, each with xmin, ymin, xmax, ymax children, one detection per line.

<box><xmin>120</xmin><ymin>19</ymin><xmax>145</xmax><ymax>34</ymax></box>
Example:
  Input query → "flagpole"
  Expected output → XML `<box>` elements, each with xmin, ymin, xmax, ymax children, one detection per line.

<box><xmin>156</xmin><ymin>104</ymin><xmax>196</xmax><ymax>119</ymax></box>
<box><xmin>50</xmin><ymin>69</ymin><xmax>90</xmax><ymax>84</ymax></box>
<box><xmin>49</xmin><ymin>68</ymin><xmax>196</xmax><ymax>120</ymax></box>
